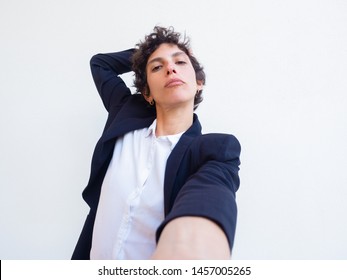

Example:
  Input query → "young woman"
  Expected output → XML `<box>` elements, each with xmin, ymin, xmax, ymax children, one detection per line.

<box><xmin>72</xmin><ymin>26</ymin><xmax>241</xmax><ymax>260</ymax></box>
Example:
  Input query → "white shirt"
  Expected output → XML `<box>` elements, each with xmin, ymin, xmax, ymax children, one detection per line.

<box><xmin>90</xmin><ymin>120</ymin><xmax>183</xmax><ymax>259</ymax></box>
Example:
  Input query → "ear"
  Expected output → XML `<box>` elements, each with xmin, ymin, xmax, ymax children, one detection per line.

<box><xmin>196</xmin><ymin>80</ymin><xmax>204</xmax><ymax>91</ymax></box>
<box><xmin>143</xmin><ymin>84</ymin><xmax>151</xmax><ymax>96</ymax></box>
<box><xmin>142</xmin><ymin>89</ymin><xmax>154</xmax><ymax>105</ymax></box>
<box><xmin>142</xmin><ymin>87</ymin><xmax>149</xmax><ymax>98</ymax></box>
<box><xmin>142</xmin><ymin>93</ymin><xmax>150</xmax><ymax>103</ymax></box>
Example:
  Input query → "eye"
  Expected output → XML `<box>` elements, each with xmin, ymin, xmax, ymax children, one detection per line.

<box><xmin>152</xmin><ymin>65</ymin><xmax>162</xmax><ymax>72</ymax></box>
<box><xmin>176</xmin><ymin>60</ymin><xmax>187</xmax><ymax>65</ymax></box>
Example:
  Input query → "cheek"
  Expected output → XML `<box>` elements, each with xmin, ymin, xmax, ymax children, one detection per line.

<box><xmin>146</xmin><ymin>70</ymin><xmax>155</xmax><ymax>88</ymax></box>
<box><xmin>146</xmin><ymin>77</ymin><xmax>160</xmax><ymax>95</ymax></box>
<box><xmin>188</xmin><ymin>72</ymin><xmax>198</xmax><ymax>88</ymax></box>
<box><xmin>146</xmin><ymin>78</ymin><xmax>154</xmax><ymax>90</ymax></box>
<box><xmin>145</xmin><ymin>73</ymin><xmax>154</xmax><ymax>88</ymax></box>
<box><xmin>186</xmin><ymin>67</ymin><xmax>197</xmax><ymax>82</ymax></box>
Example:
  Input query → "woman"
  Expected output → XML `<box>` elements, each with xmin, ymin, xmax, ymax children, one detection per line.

<box><xmin>72</xmin><ymin>26</ymin><xmax>241</xmax><ymax>260</ymax></box>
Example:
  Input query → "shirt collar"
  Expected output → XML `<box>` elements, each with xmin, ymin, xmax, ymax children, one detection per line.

<box><xmin>145</xmin><ymin>119</ymin><xmax>184</xmax><ymax>149</ymax></box>
<box><xmin>145</xmin><ymin>119</ymin><xmax>157</xmax><ymax>138</ymax></box>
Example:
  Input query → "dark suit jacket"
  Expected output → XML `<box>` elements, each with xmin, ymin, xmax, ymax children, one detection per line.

<box><xmin>71</xmin><ymin>49</ymin><xmax>241</xmax><ymax>259</ymax></box>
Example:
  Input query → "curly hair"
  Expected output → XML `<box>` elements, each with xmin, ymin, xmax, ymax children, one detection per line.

<box><xmin>132</xmin><ymin>26</ymin><xmax>206</xmax><ymax>110</ymax></box>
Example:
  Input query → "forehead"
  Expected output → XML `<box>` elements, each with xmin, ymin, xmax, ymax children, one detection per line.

<box><xmin>147</xmin><ymin>43</ymin><xmax>187</xmax><ymax>63</ymax></box>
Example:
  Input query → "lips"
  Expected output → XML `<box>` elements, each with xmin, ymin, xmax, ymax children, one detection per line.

<box><xmin>165</xmin><ymin>78</ymin><xmax>184</xmax><ymax>88</ymax></box>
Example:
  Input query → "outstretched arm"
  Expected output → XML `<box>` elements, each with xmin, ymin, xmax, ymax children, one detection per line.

<box><xmin>151</xmin><ymin>216</ymin><xmax>230</xmax><ymax>259</ymax></box>
<box><xmin>153</xmin><ymin>134</ymin><xmax>241</xmax><ymax>259</ymax></box>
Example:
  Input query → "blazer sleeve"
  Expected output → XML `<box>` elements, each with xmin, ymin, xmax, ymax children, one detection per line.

<box><xmin>90</xmin><ymin>49</ymin><xmax>135</xmax><ymax>112</ymax></box>
<box><xmin>157</xmin><ymin>134</ymin><xmax>241</xmax><ymax>251</ymax></box>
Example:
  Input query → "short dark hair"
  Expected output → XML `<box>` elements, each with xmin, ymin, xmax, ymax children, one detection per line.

<box><xmin>132</xmin><ymin>26</ymin><xmax>206</xmax><ymax>110</ymax></box>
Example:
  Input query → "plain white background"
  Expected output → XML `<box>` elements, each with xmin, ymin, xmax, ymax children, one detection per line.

<box><xmin>1</xmin><ymin>0</ymin><xmax>346</xmax><ymax>259</ymax></box>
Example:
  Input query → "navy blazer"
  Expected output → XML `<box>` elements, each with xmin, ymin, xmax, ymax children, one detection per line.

<box><xmin>72</xmin><ymin>49</ymin><xmax>241</xmax><ymax>259</ymax></box>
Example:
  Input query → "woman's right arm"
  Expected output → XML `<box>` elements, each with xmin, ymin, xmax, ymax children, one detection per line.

<box><xmin>90</xmin><ymin>49</ymin><xmax>135</xmax><ymax>112</ymax></box>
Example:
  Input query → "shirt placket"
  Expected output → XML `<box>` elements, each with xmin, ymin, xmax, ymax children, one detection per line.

<box><xmin>114</xmin><ymin>133</ymin><xmax>156</xmax><ymax>259</ymax></box>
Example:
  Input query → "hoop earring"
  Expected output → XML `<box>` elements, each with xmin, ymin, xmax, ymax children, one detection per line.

<box><xmin>149</xmin><ymin>99</ymin><xmax>155</xmax><ymax>106</ymax></box>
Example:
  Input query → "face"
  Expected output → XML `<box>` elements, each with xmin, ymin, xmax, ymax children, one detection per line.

<box><xmin>145</xmin><ymin>43</ymin><xmax>203</xmax><ymax>110</ymax></box>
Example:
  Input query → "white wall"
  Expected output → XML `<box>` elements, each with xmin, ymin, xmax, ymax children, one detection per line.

<box><xmin>1</xmin><ymin>0</ymin><xmax>346</xmax><ymax>259</ymax></box>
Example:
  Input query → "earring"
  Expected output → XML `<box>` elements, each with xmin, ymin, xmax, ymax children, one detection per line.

<box><xmin>149</xmin><ymin>99</ymin><xmax>154</xmax><ymax>106</ymax></box>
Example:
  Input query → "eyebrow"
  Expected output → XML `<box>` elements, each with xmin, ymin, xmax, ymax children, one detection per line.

<box><xmin>147</xmin><ymin>51</ymin><xmax>186</xmax><ymax>65</ymax></box>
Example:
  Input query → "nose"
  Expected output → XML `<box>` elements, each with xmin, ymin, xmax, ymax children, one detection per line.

<box><xmin>166</xmin><ymin>63</ymin><xmax>177</xmax><ymax>75</ymax></box>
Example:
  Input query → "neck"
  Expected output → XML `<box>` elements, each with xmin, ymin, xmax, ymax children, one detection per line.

<box><xmin>155</xmin><ymin>105</ymin><xmax>194</xmax><ymax>137</ymax></box>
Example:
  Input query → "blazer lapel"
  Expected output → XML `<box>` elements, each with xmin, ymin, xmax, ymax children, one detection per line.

<box><xmin>103</xmin><ymin>116</ymin><xmax>155</xmax><ymax>143</ymax></box>
<box><xmin>163</xmin><ymin>114</ymin><xmax>202</xmax><ymax>215</ymax></box>
<box><xmin>103</xmin><ymin>96</ymin><xmax>156</xmax><ymax>143</ymax></box>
